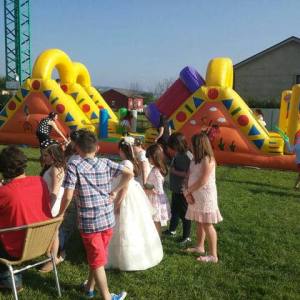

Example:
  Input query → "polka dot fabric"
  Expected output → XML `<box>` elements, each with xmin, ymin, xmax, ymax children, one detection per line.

<box><xmin>36</xmin><ymin>117</ymin><xmax>58</xmax><ymax>149</ymax></box>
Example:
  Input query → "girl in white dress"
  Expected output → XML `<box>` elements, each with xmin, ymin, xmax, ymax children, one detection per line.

<box><xmin>107</xmin><ymin>138</ymin><xmax>163</xmax><ymax>271</ymax></box>
<box><xmin>40</xmin><ymin>144</ymin><xmax>66</xmax><ymax>272</ymax></box>
<box><xmin>184</xmin><ymin>132</ymin><xmax>223</xmax><ymax>263</ymax></box>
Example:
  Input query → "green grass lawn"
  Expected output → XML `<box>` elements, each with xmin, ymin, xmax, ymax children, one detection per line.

<box><xmin>0</xmin><ymin>146</ymin><xmax>299</xmax><ymax>300</ymax></box>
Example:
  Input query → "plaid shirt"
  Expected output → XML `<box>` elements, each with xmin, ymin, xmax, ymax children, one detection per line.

<box><xmin>63</xmin><ymin>156</ymin><xmax>125</xmax><ymax>233</ymax></box>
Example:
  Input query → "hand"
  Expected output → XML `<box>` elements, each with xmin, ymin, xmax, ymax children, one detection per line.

<box><xmin>185</xmin><ymin>193</ymin><xmax>195</xmax><ymax>204</ymax></box>
<box><xmin>109</xmin><ymin>191</ymin><xmax>117</xmax><ymax>203</ymax></box>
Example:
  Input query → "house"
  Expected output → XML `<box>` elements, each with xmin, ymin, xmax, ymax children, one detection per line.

<box><xmin>101</xmin><ymin>88</ymin><xmax>144</xmax><ymax>112</ymax></box>
<box><xmin>234</xmin><ymin>36</ymin><xmax>300</xmax><ymax>104</ymax></box>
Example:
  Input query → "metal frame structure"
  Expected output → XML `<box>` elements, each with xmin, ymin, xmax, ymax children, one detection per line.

<box><xmin>4</xmin><ymin>0</ymin><xmax>31</xmax><ymax>86</ymax></box>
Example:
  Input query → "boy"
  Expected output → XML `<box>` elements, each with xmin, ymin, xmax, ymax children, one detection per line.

<box><xmin>59</xmin><ymin>130</ymin><xmax>133</xmax><ymax>300</ymax></box>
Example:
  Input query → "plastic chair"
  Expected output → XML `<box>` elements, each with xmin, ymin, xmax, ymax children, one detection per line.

<box><xmin>0</xmin><ymin>216</ymin><xmax>63</xmax><ymax>300</ymax></box>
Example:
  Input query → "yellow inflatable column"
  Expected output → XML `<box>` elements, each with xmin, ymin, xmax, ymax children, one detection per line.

<box><xmin>287</xmin><ymin>84</ymin><xmax>300</xmax><ymax>144</ymax></box>
<box><xmin>278</xmin><ymin>90</ymin><xmax>292</xmax><ymax>132</ymax></box>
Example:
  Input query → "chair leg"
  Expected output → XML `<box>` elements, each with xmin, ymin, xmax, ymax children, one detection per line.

<box><xmin>7</xmin><ymin>265</ymin><xmax>18</xmax><ymax>300</ymax></box>
<box><xmin>51</xmin><ymin>253</ymin><xmax>62</xmax><ymax>297</ymax></box>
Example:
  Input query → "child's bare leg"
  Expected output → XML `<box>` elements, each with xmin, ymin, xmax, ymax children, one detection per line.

<box><xmin>196</xmin><ymin>222</ymin><xmax>206</xmax><ymax>252</ymax></box>
<box><xmin>85</xmin><ymin>268</ymin><xmax>96</xmax><ymax>291</ymax></box>
<box><xmin>203</xmin><ymin>223</ymin><xmax>218</xmax><ymax>259</ymax></box>
<box><xmin>155</xmin><ymin>222</ymin><xmax>161</xmax><ymax>236</ymax></box>
<box><xmin>93</xmin><ymin>266</ymin><xmax>111</xmax><ymax>300</ymax></box>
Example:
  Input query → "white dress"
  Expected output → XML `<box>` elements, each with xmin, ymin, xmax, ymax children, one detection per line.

<box><xmin>185</xmin><ymin>158</ymin><xmax>223</xmax><ymax>224</ymax></box>
<box><xmin>135</xmin><ymin>149</ymin><xmax>151</xmax><ymax>185</ymax></box>
<box><xmin>107</xmin><ymin>160</ymin><xmax>163</xmax><ymax>271</ymax></box>
<box><xmin>43</xmin><ymin>167</ymin><xmax>65</xmax><ymax>217</ymax></box>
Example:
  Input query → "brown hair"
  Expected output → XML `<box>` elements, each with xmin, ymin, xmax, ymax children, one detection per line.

<box><xmin>167</xmin><ymin>132</ymin><xmax>188</xmax><ymax>153</ymax></box>
<box><xmin>0</xmin><ymin>146</ymin><xmax>27</xmax><ymax>179</ymax></box>
<box><xmin>119</xmin><ymin>139</ymin><xmax>140</xmax><ymax>177</ymax></box>
<box><xmin>75</xmin><ymin>129</ymin><xmax>97</xmax><ymax>153</ymax></box>
<box><xmin>146</xmin><ymin>144</ymin><xmax>168</xmax><ymax>176</ymax></box>
<box><xmin>41</xmin><ymin>144</ymin><xmax>66</xmax><ymax>177</ymax></box>
<box><xmin>191</xmin><ymin>132</ymin><xmax>214</xmax><ymax>164</ymax></box>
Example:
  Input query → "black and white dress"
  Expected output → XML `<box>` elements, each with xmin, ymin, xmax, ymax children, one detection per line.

<box><xmin>36</xmin><ymin>117</ymin><xmax>58</xmax><ymax>149</ymax></box>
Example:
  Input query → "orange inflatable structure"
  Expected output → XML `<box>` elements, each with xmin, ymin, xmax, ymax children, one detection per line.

<box><xmin>145</xmin><ymin>58</ymin><xmax>298</xmax><ymax>171</ymax></box>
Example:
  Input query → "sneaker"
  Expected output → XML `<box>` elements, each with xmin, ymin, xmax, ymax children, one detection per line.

<box><xmin>81</xmin><ymin>280</ymin><xmax>96</xmax><ymax>298</ymax></box>
<box><xmin>111</xmin><ymin>291</ymin><xmax>127</xmax><ymax>300</ymax></box>
<box><xmin>178</xmin><ymin>237</ymin><xmax>191</xmax><ymax>246</ymax></box>
<box><xmin>162</xmin><ymin>229</ymin><xmax>176</xmax><ymax>237</ymax></box>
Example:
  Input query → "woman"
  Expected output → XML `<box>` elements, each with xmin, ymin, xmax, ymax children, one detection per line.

<box><xmin>0</xmin><ymin>146</ymin><xmax>52</xmax><ymax>290</ymax></box>
<box><xmin>36</xmin><ymin>112</ymin><xmax>69</xmax><ymax>149</ymax></box>
<box><xmin>155</xmin><ymin>114</ymin><xmax>172</xmax><ymax>160</ymax></box>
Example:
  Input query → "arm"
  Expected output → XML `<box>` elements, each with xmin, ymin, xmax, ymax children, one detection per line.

<box><xmin>110</xmin><ymin>167</ymin><xmax>134</xmax><ymax>201</ymax></box>
<box><xmin>50</xmin><ymin>167</ymin><xmax>64</xmax><ymax>206</ymax></box>
<box><xmin>49</xmin><ymin>120</ymin><xmax>68</xmax><ymax>142</ymax></box>
<box><xmin>140</xmin><ymin>161</ymin><xmax>148</xmax><ymax>185</ymax></box>
<box><xmin>170</xmin><ymin>167</ymin><xmax>187</xmax><ymax>178</ymax></box>
<box><xmin>59</xmin><ymin>188</ymin><xmax>74</xmax><ymax>215</ymax></box>
<box><xmin>59</xmin><ymin>163</ymin><xmax>77</xmax><ymax>215</ymax></box>
<box><xmin>155</xmin><ymin>127</ymin><xmax>164</xmax><ymax>142</ymax></box>
<box><xmin>187</xmin><ymin>158</ymin><xmax>214</xmax><ymax>194</ymax></box>
<box><xmin>114</xmin><ymin>185</ymin><xmax>129</xmax><ymax>214</ymax></box>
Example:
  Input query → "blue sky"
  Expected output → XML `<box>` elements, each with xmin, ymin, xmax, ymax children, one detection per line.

<box><xmin>1</xmin><ymin>0</ymin><xmax>300</xmax><ymax>91</ymax></box>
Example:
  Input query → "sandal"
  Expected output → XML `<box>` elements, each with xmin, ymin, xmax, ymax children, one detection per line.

<box><xmin>39</xmin><ymin>256</ymin><xmax>64</xmax><ymax>273</ymax></box>
<box><xmin>196</xmin><ymin>255</ymin><xmax>218</xmax><ymax>263</ymax></box>
<box><xmin>184</xmin><ymin>247</ymin><xmax>205</xmax><ymax>254</ymax></box>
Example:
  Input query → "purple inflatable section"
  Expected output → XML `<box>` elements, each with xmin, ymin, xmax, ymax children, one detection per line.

<box><xmin>179</xmin><ymin>66</ymin><xmax>205</xmax><ymax>93</ymax></box>
<box><xmin>145</xmin><ymin>102</ymin><xmax>161</xmax><ymax>128</ymax></box>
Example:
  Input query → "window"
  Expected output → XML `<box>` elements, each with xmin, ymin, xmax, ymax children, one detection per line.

<box><xmin>296</xmin><ymin>75</ymin><xmax>300</xmax><ymax>84</ymax></box>
<box><xmin>111</xmin><ymin>100</ymin><xmax>116</xmax><ymax>107</ymax></box>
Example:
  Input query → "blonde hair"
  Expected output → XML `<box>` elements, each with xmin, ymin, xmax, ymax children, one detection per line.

<box><xmin>191</xmin><ymin>132</ymin><xmax>214</xmax><ymax>164</ymax></box>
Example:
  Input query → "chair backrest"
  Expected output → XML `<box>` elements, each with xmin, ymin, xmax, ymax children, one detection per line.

<box><xmin>20</xmin><ymin>217</ymin><xmax>63</xmax><ymax>262</ymax></box>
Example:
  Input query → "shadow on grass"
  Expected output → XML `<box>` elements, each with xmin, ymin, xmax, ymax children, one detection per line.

<box><xmin>247</xmin><ymin>188</ymin><xmax>300</xmax><ymax>199</ymax></box>
<box><xmin>219</xmin><ymin>178</ymin><xmax>297</xmax><ymax>190</ymax></box>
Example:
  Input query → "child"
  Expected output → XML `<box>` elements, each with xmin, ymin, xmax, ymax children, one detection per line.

<box><xmin>184</xmin><ymin>132</ymin><xmax>223</xmax><ymax>263</ymax></box>
<box><xmin>41</xmin><ymin>144</ymin><xmax>66</xmax><ymax>217</ymax></box>
<box><xmin>59</xmin><ymin>129</ymin><xmax>132</xmax><ymax>300</ymax></box>
<box><xmin>107</xmin><ymin>138</ymin><xmax>163</xmax><ymax>271</ymax></box>
<box><xmin>133</xmin><ymin>137</ymin><xmax>151</xmax><ymax>186</ymax></box>
<box><xmin>120</xmin><ymin>110</ymin><xmax>132</xmax><ymax>136</ymax></box>
<box><xmin>145</xmin><ymin>144</ymin><xmax>171</xmax><ymax>236</ymax></box>
<box><xmin>286</xmin><ymin>131</ymin><xmax>300</xmax><ymax>189</ymax></box>
<box><xmin>255</xmin><ymin>109</ymin><xmax>267</xmax><ymax>127</ymax></box>
<box><xmin>163</xmin><ymin>132</ymin><xmax>192</xmax><ymax>246</ymax></box>
<box><xmin>39</xmin><ymin>144</ymin><xmax>66</xmax><ymax>273</ymax></box>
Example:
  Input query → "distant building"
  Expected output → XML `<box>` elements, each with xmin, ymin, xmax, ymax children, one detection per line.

<box><xmin>234</xmin><ymin>36</ymin><xmax>300</xmax><ymax>104</ymax></box>
<box><xmin>101</xmin><ymin>88</ymin><xmax>144</xmax><ymax>112</ymax></box>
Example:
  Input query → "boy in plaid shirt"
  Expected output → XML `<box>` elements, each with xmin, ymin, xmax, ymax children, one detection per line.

<box><xmin>60</xmin><ymin>130</ymin><xmax>133</xmax><ymax>300</ymax></box>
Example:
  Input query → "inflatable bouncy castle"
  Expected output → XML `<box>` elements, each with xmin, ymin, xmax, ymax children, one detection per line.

<box><xmin>145</xmin><ymin>58</ymin><xmax>299</xmax><ymax>171</ymax></box>
<box><xmin>0</xmin><ymin>49</ymin><xmax>142</xmax><ymax>153</ymax></box>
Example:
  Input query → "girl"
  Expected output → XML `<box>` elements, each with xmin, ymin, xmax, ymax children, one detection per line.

<box><xmin>36</xmin><ymin>112</ymin><xmax>69</xmax><ymax>149</ymax></box>
<box><xmin>163</xmin><ymin>132</ymin><xmax>192</xmax><ymax>246</ymax></box>
<box><xmin>184</xmin><ymin>132</ymin><xmax>223</xmax><ymax>263</ymax></box>
<box><xmin>120</xmin><ymin>110</ymin><xmax>132</xmax><ymax>136</ymax></box>
<box><xmin>39</xmin><ymin>144</ymin><xmax>66</xmax><ymax>272</ymax></box>
<box><xmin>133</xmin><ymin>137</ymin><xmax>151</xmax><ymax>186</ymax></box>
<box><xmin>145</xmin><ymin>144</ymin><xmax>171</xmax><ymax>236</ymax></box>
<box><xmin>155</xmin><ymin>114</ymin><xmax>172</xmax><ymax>161</ymax></box>
<box><xmin>107</xmin><ymin>137</ymin><xmax>163</xmax><ymax>271</ymax></box>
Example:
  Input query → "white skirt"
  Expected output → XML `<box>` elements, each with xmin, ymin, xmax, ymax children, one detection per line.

<box><xmin>107</xmin><ymin>180</ymin><xmax>163</xmax><ymax>271</ymax></box>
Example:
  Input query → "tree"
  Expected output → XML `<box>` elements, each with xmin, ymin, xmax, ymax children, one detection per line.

<box><xmin>0</xmin><ymin>76</ymin><xmax>6</xmax><ymax>90</ymax></box>
<box><xmin>153</xmin><ymin>78</ymin><xmax>175</xmax><ymax>98</ymax></box>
